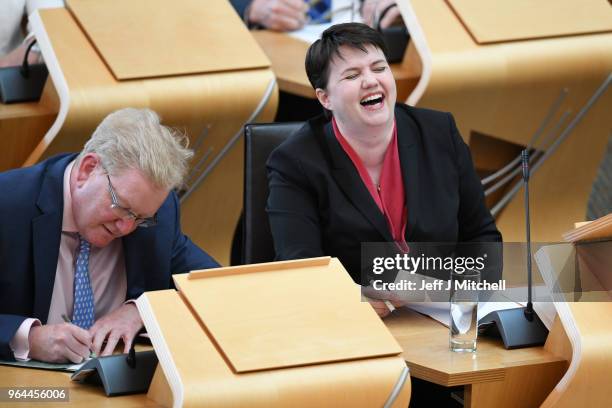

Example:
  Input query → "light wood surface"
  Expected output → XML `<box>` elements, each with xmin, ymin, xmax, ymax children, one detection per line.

<box><xmin>464</xmin><ymin>362</ymin><xmax>570</xmax><ymax>408</ymax></box>
<box><xmin>386</xmin><ymin>308</ymin><xmax>567</xmax><ymax>408</ymax></box>
<box><xmin>0</xmin><ymin>81</ymin><xmax>58</xmax><ymax>172</ymax></box>
<box><xmin>544</xmin><ymin>316</ymin><xmax>574</xmax><ymax>367</ymax></box>
<box><xmin>26</xmin><ymin>6</ymin><xmax>278</xmax><ymax>265</ymax></box>
<box><xmin>562</xmin><ymin>212</ymin><xmax>612</xmax><ymax>242</ymax></box>
<box><xmin>0</xmin><ymin>289</ymin><xmax>572</xmax><ymax>408</ymax></box>
<box><xmin>447</xmin><ymin>0</ymin><xmax>612</xmax><ymax>44</ymax></box>
<box><xmin>541</xmin><ymin>302</ymin><xmax>612</xmax><ymax>407</ymax></box>
<box><xmin>251</xmin><ymin>30</ymin><xmax>419</xmax><ymax>101</ymax></box>
<box><xmin>398</xmin><ymin>0</ymin><xmax>612</xmax><ymax>241</ymax></box>
<box><xmin>174</xmin><ymin>258</ymin><xmax>401</xmax><ymax>373</ymax></box>
<box><xmin>139</xmin><ymin>287</ymin><xmax>410</xmax><ymax>408</ymax></box>
<box><xmin>536</xmin><ymin>244</ymin><xmax>612</xmax><ymax>406</ymax></box>
<box><xmin>0</xmin><ymin>365</ymin><xmax>160</xmax><ymax>407</ymax></box>
<box><xmin>66</xmin><ymin>0</ymin><xmax>270</xmax><ymax>80</ymax></box>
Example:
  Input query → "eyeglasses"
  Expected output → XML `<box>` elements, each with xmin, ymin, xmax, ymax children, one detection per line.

<box><xmin>106</xmin><ymin>174</ymin><xmax>157</xmax><ymax>228</ymax></box>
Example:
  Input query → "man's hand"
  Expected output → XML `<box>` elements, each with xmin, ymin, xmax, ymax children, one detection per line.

<box><xmin>368</xmin><ymin>298</ymin><xmax>393</xmax><ymax>318</ymax></box>
<box><xmin>361</xmin><ymin>0</ymin><xmax>402</xmax><ymax>30</ymax></box>
<box><xmin>89</xmin><ymin>303</ymin><xmax>143</xmax><ymax>357</ymax></box>
<box><xmin>365</xmin><ymin>297</ymin><xmax>405</xmax><ymax>318</ymax></box>
<box><xmin>247</xmin><ymin>0</ymin><xmax>308</xmax><ymax>31</ymax></box>
<box><xmin>29</xmin><ymin>323</ymin><xmax>92</xmax><ymax>363</ymax></box>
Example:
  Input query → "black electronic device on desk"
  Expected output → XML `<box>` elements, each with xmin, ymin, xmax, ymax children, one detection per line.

<box><xmin>71</xmin><ymin>346</ymin><xmax>158</xmax><ymax>397</ymax></box>
<box><xmin>0</xmin><ymin>40</ymin><xmax>48</xmax><ymax>104</ymax></box>
<box><xmin>375</xmin><ymin>4</ymin><xmax>409</xmax><ymax>63</ymax></box>
<box><xmin>479</xmin><ymin>150</ymin><xmax>549</xmax><ymax>349</ymax></box>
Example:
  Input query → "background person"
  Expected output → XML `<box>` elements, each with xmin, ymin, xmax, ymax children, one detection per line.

<box><xmin>230</xmin><ymin>0</ymin><xmax>403</xmax><ymax>32</ymax></box>
<box><xmin>231</xmin><ymin>0</ymin><xmax>309</xmax><ymax>31</ymax></box>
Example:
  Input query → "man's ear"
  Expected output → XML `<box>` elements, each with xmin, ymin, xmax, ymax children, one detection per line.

<box><xmin>74</xmin><ymin>153</ymin><xmax>100</xmax><ymax>187</ymax></box>
<box><xmin>315</xmin><ymin>88</ymin><xmax>332</xmax><ymax>111</ymax></box>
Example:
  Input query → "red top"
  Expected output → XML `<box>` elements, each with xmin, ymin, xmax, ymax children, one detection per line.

<box><xmin>332</xmin><ymin>118</ymin><xmax>408</xmax><ymax>252</ymax></box>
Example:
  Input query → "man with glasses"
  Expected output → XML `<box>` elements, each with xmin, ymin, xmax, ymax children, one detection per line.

<box><xmin>0</xmin><ymin>108</ymin><xmax>218</xmax><ymax>363</ymax></box>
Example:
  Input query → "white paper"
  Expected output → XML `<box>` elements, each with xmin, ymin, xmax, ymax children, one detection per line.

<box><xmin>288</xmin><ymin>0</ymin><xmax>363</xmax><ymax>44</ymax></box>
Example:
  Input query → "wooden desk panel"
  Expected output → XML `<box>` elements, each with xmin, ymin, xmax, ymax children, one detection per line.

<box><xmin>67</xmin><ymin>0</ymin><xmax>270</xmax><ymax>80</ymax></box>
<box><xmin>447</xmin><ymin>0</ymin><xmax>612</xmax><ymax>44</ymax></box>
<box><xmin>0</xmin><ymin>81</ymin><xmax>58</xmax><ymax>172</ymax></box>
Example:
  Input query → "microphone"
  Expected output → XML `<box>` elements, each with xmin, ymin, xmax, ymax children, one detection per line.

<box><xmin>0</xmin><ymin>39</ymin><xmax>49</xmax><ymax>104</ymax></box>
<box><xmin>522</xmin><ymin>150</ymin><xmax>534</xmax><ymax>321</ymax></box>
<box><xmin>20</xmin><ymin>39</ymin><xmax>39</xmax><ymax>79</ymax></box>
<box><xmin>478</xmin><ymin>148</ymin><xmax>548</xmax><ymax>348</ymax></box>
<box><xmin>521</xmin><ymin>149</ymin><xmax>530</xmax><ymax>182</ymax></box>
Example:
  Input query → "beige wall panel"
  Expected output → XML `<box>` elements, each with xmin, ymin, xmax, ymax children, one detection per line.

<box><xmin>496</xmin><ymin>91</ymin><xmax>611</xmax><ymax>241</ymax></box>
<box><xmin>179</xmin><ymin>85</ymin><xmax>278</xmax><ymax>265</ymax></box>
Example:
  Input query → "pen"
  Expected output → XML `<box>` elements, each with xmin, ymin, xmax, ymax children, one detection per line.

<box><xmin>384</xmin><ymin>300</ymin><xmax>396</xmax><ymax>313</ymax></box>
<box><xmin>62</xmin><ymin>314</ymin><xmax>97</xmax><ymax>358</ymax></box>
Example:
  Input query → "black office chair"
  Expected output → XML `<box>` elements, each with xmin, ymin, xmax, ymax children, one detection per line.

<box><xmin>233</xmin><ymin>122</ymin><xmax>304</xmax><ymax>265</ymax></box>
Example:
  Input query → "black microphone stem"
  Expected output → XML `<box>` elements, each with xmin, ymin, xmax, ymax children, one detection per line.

<box><xmin>522</xmin><ymin>150</ymin><xmax>534</xmax><ymax>320</ymax></box>
<box><xmin>20</xmin><ymin>39</ymin><xmax>38</xmax><ymax>78</ymax></box>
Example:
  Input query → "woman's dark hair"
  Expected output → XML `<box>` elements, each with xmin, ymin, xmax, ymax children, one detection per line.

<box><xmin>305</xmin><ymin>23</ymin><xmax>389</xmax><ymax>91</ymax></box>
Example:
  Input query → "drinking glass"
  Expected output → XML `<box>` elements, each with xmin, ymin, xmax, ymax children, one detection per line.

<box><xmin>449</xmin><ymin>270</ymin><xmax>480</xmax><ymax>352</ymax></box>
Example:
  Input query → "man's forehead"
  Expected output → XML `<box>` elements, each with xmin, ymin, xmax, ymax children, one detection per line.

<box><xmin>109</xmin><ymin>166</ymin><xmax>152</xmax><ymax>186</ymax></box>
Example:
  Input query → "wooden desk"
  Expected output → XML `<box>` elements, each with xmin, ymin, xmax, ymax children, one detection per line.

<box><xmin>386</xmin><ymin>308</ymin><xmax>568</xmax><ymax>408</ymax></box>
<box><xmin>251</xmin><ymin>30</ymin><xmax>419</xmax><ymax>101</ymax></box>
<box><xmin>0</xmin><ymin>308</ymin><xmax>566</xmax><ymax>407</ymax></box>
<box><xmin>0</xmin><ymin>365</ymin><xmax>160</xmax><ymax>407</ymax></box>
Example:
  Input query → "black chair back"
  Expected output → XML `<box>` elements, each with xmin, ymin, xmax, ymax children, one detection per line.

<box><xmin>242</xmin><ymin>122</ymin><xmax>304</xmax><ymax>264</ymax></box>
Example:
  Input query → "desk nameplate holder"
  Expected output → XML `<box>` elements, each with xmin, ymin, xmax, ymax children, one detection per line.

<box><xmin>71</xmin><ymin>350</ymin><xmax>158</xmax><ymax>396</ymax></box>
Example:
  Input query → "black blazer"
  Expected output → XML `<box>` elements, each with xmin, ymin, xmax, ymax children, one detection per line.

<box><xmin>266</xmin><ymin>104</ymin><xmax>501</xmax><ymax>283</ymax></box>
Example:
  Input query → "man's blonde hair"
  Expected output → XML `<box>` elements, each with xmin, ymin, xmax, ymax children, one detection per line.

<box><xmin>78</xmin><ymin>108</ymin><xmax>193</xmax><ymax>190</ymax></box>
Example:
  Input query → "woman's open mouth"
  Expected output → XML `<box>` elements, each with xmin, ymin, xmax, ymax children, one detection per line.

<box><xmin>360</xmin><ymin>93</ymin><xmax>385</xmax><ymax>110</ymax></box>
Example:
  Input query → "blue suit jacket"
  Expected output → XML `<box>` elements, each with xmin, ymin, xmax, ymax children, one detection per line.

<box><xmin>0</xmin><ymin>154</ymin><xmax>218</xmax><ymax>359</ymax></box>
